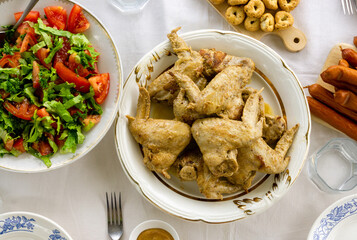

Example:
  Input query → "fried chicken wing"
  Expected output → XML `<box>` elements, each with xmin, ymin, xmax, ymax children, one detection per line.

<box><xmin>199</xmin><ymin>48</ymin><xmax>255</xmax><ymax>77</ymax></box>
<box><xmin>172</xmin><ymin>149</ymin><xmax>203</xmax><ymax>181</ymax></box>
<box><xmin>171</xmin><ymin>64</ymin><xmax>255</xmax><ymax>120</ymax></box>
<box><xmin>126</xmin><ymin>87</ymin><xmax>191</xmax><ymax>179</ymax></box>
<box><xmin>228</xmin><ymin>124</ymin><xmax>299</xmax><ymax>190</ymax></box>
<box><xmin>263</xmin><ymin>114</ymin><xmax>286</xmax><ymax>148</ymax></box>
<box><xmin>197</xmin><ymin>164</ymin><xmax>241</xmax><ymax>200</ymax></box>
<box><xmin>147</xmin><ymin>27</ymin><xmax>206</xmax><ymax>104</ymax></box>
<box><xmin>191</xmin><ymin>91</ymin><xmax>264</xmax><ymax>177</ymax></box>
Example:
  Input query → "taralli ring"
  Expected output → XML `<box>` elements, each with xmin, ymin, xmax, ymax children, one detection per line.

<box><xmin>225</xmin><ymin>6</ymin><xmax>246</xmax><ymax>25</ymax></box>
<box><xmin>275</xmin><ymin>11</ymin><xmax>294</xmax><ymax>30</ymax></box>
<box><xmin>244</xmin><ymin>0</ymin><xmax>265</xmax><ymax>18</ymax></box>
<box><xmin>228</xmin><ymin>0</ymin><xmax>249</xmax><ymax>5</ymax></box>
<box><xmin>244</xmin><ymin>16</ymin><xmax>260</xmax><ymax>31</ymax></box>
<box><xmin>278</xmin><ymin>0</ymin><xmax>300</xmax><ymax>12</ymax></box>
<box><xmin>262</xmin><ymin>0</ymin><xmax>278</xmax><ymax>10</ymax></box>
<box><xmin>210</xmin><ymin>0</ymin><xmax>225</xmax><ymax>4</ymax></box>
<box><xmin>260</xmin><ymin>13</ymin><xmax>274</xmax><ymax>32</ymax></box>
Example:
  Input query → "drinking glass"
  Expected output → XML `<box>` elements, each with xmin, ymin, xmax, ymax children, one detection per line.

<box><xmin>111</xmin><ymin>0</ymin><xmax>151</xmax><ymax>13</ymax></box>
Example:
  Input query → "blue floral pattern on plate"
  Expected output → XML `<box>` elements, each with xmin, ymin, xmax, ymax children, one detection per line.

<box><xmin>0</xmin><ymin>215</ymin><xmax>67</xmax><ymax>239</ymax></box>
<box><xmin>0</xmin><ymin>216</ymin><xmax>35</xmax><ymax>234</ymax></box>
<box><xmin>49</xmin><ymin>229</ymin><xmax>67</xmax><ymax>240</ymax></box>
<box><xmin>313</xmin><ymin>198</ymin><xmax>357</xmax><ymax>240</ymax></box>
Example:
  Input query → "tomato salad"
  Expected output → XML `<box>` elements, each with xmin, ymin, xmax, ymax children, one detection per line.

<box><xmin>0</xmin><ymin>5</ymin><xmax>110</xmax><ymax>167</ymax></box>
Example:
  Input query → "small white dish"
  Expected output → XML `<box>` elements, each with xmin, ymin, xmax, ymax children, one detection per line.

<box><xmin>0</xmin><ymin>211</ymin><xmax>72</xmax><ymax>239</ymax></box>
<box><xmin>308</xmin><ymin>194</ymin><xmax>357</xmax><ymax>240</ymax></box>
<box><xmin>0</xmin><ymin>0</ymin><xmax>122</xmax><ymax>172</ymax></box>
<box><xmin>129</xmin><ymin>220</ymin><xmax>179</xmax><ymax>240</ymax></box>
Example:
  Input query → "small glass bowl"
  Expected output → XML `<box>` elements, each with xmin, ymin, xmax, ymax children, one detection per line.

<box><xmin>308</xmin><ymin>138</ymin><xmax>357</xmax><ymax>193</ymax></box>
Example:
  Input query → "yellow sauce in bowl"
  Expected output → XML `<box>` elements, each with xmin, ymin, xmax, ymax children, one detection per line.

<box><xmin>137</xmin><ymin>228</ymin><xmax>174</xmax><ymax>240</ymax></box>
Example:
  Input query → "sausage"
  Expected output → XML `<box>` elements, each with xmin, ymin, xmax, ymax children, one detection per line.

<box><xmin>339</xmin><ymin>59</ymin><xmax>350</xmax><ymax>68</ymax></box>
<box><xmin>307</xmin><ymin>96</ymin><xmax>357</xmax><ymax>141</ymax></box>
<box><xmin>354</xmin><ymin>36</ymin><xmax>357</xmax><ymax>48</ymax></box>
<box><xmin>341</xmin><ymin>48</ymin><xmax>357</xmax><ymax>68</ymax></box>
<box><xmin>321</xmin><ymin>65</ymin><xmax>357</xmax><ymax>87</ymax></box>
<box><xmin>308</xmin><ymin>84</ymin><xmax>357</xmax><ymax>122</ymax></box>
<box><xmin>334</xmin><ymin>89</ymin><xmax>357</xmax><ymax>112</ymax></box>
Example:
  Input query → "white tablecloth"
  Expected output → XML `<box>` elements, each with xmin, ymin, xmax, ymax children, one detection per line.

<box><xmin>1</xmin><ymin>0</ymin><xmax>357</xmax><ymax>239</ymax></box>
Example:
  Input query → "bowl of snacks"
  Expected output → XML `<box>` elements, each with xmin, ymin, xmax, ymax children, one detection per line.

<box><xmin>115</xmin><ymin>28</ymin><xmax>310</xmax><ymax>222</ymax></box>
<box><xmin>0</xmin><ymin>0</ymin><xmax>122</xmax><ymax>172</ymax></box>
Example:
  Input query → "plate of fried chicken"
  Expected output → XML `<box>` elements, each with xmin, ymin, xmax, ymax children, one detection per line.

<box><xmin>115</xmin><ymin>28</ymin><xmax>310</xmax><ymax>223</ymax></box>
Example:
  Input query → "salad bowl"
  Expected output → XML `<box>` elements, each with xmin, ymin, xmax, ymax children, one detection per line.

<box><xmin>0</xmin><ymin>0</ymin><xmax>122</xmax><ymax>172</ymax></box>
<box><xmin>115</xmin><ymin>29</ymin><xmax>310</xmax><ymax>222</ymax></box>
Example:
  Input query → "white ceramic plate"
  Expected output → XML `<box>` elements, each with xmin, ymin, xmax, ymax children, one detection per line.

<box><xmin>0</xmin><ymin>211</ymin><xmax>72</xmax><ymax>240</ymax></box>
<box><xmin>115</xmin><ymin>29</ymin><xmax>311</xmax><ymax>223</ymax></box>
<box><xmin>308</xmin><ymin>194</ymin><xmax>357</xmax><ymax>240</ymax></box>
<box><xmin>0</xmin><ymin>0</ymin><xmax>122</xmax><ymax>172</ymax></box>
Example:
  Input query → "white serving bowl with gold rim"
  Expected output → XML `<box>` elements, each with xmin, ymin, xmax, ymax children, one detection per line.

<box><xmin>115</xmin><ymin>29</ymin><xmax>310</xmax><ymax>223</ymax></box>
<box><xmin>0</xmin><ymin>0</ymin><xmax>122</xmax><ymax>172</ymax></box>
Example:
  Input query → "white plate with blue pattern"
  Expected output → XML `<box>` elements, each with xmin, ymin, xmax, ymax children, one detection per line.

<box><xmin>308</xmin><ymin>194</ymin><xmax>357</xmax><ymax>240</ymax></box>
<box><xmin>0</xmin><ymin>212</ymin><xmax>72</xmax><ymax>240</ymax></box>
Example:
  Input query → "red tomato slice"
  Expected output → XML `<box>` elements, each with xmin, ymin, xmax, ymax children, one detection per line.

<box><xmin>17</xmin><ymin>22</ymin><xmax>35</xmax><ymax>36</ymax></box>
<box><xmin>53</xmin><ymin>37</ymin><xmax>71</xmax><ymax>67</ymax></box>
<box><xmin>3</xmin><ymin>99</ymin><xmax>38</xmax><ymax>120</ymax></box>
<box><xmin>41</xmin><ymin>18</ymin><xmax>52</xmax><ymax>27</ymax></box>
<box><xmin>83</xmin><ymin>115</ymin><xmax>101</xmax><ymax>127</ymax></box>
<box><xmin>44</xmin><ymin>6</ymin><xmax>67</xmax><ymax>30</ymax></box>
<box><xmin>20</xmin><ymin>33</ymin><xmax>37</xmax><ymax>53</ymax></box>
<box><xmin>32</xmin><ymin>61</ymin><xmax>40</xmax><ymax>89</ymax></box>
<box><xmin>68</xmin><ymin>53</ymin><xmax>90</xmax><ymax>77</ymax></box>
<box><xmin>13</xmin><ymin>138</ymin><xmax>26</xmax><ymax>153</ymax></box>
<box><xmin>37</xmin><ymin>108</ymin><xmax>50</xmax><ymax>118</ymax></box>
<box><xmin>0</xmin><ymin>53</ymin><xmax>21</xmax><ymax>68</ymax></box>
<box><xmin>0</xmin><ymin>90</ymin><xmax>10</xmax><ymax>99</ymax></box>
<box><xmin>33</xmin><ymin>141</ymin><xmax>52</xmax><ymax>156</ymax></box>
<box><xmin>38</xmin><ymin>141</ymin><xmax>52</xmax><ymax>156</ymax></box>
<box><xmin>67</xmin><ymin>4</ymin><xmax>90</xmax><ymax>33</ymax></box>
<box><xmin>54</xmin><ymin>62</ymin><xmax>91</xmax><ymax>92</ymax></box>
<box><xmin>36</xmin><ymin>48</ymin><xmax>51</xmax><ymax>69</ymax></box>
<box><xmin>54</xmin><ymin>135</ymin><xmax>65</xmax><ymax>149</ymax></box>
<box><xmin>14</xmin><ymin>11</ymin><xmax>40</xmax><ymax>23</ymax></box>
<box><xmin>88</xmin><ymin>73</ymin><xmax>110</xmax><ymax>104</ymax></box>
<box><xmin>4</xmin><ymin>139</ymin><xmax>14</xmax><ymax>151</ymax></box>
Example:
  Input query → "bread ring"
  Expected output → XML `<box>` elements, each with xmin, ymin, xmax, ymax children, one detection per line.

<box><xmin>228</xmin><ymin>0</ymin><xmax>249</xmax><ymax>5</ymax></box>
<box><xmin>275</xmin><ymin>11</ymin><xmax>294</xmax><ymax>30</ymax></box>
<box><xmin>260</xmin><ymin>13</ymin><xmax>274</xmax><ymax>32</ymax></box>
<box><xmin>225</xmin><ymin>6</ymin><xmax>246</xmax><ymax>25</ymax></box>
<box><xmin>278</xmin><ymin>0</ymin><xmax>300</xmax><ymax>12</ymax></box>
<box><xmin>210</xmin><ymin>0</ymin><xmax>226</xmax><ymax>4</ymax></box>
<box><xmin>244</xmin><ymin>0</ymin><xmax>265</xmax><ymax>18</ymax></box>
<box><xmin>244</xmin><ymin>17</ymin><xmax>260</xmax><ymax>31</ymax></box>
<box><xmin>262</xmin><ymin>0</ymin><xmax>278</xmax><ymax>10</ymax></box>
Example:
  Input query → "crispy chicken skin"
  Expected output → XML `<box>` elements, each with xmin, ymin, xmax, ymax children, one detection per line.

<box><xmin>263</xmin><ymin>114</ymin><xmax>287</xmax><ymax>148</ymax></box>
<box><xmin>173</xmin><ymin>148</ymin><xmax>203</xmax><ymax>181</ymax></box>
<box><xmin>173</xmin><ymin>89</ymin><xmax>206</xmax><ymax>124</ymax></box>
<box><xmin>171</xmin><ymin>64</ymin><xmax>254</xmax><ymax>120</ymax></box>
<box><xmin>199</xmin><ymin>48</ymin><xmax>255</xmax><ymax>77</ymax></box>
<box><xmin>147</xmin><ymin>27</ymin><xmax>206</xmax><ymax>104</ymax></box>
<box><xmin>197</xmin><ymin>164</ymin><xmax>240</xmax><ymax>200</ymax></box>
<box><xmin>126</xmin><ymin>87</ymin><xmax>191</xmax><ymax>179</ymax></box>
<box><xmin>191</xmin><ymin>91</ymin><xmax>264</xmax><ymax>177</ymax></box>
<box><xmin>228</xmin><ymin>124</ymin><xmax>299</xmax><ymax>190</ymax></box>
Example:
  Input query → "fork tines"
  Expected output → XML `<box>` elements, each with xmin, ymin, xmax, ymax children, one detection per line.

<box><xmin>341</xmin><ymin>0</ymin><xmax>357</xmax><ymax>14</ymax></box>
<box><xmin>106</xmin><ymin>192</ymin><xmax>123</xmax><ymax>226</ymax></box>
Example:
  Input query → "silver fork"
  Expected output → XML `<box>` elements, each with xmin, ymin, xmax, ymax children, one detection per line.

<box><xmin>341</xmin><ymin>0</ymin><xmax>357</xmax><ymax>14</ymax></box>
<box><xmin>106</xmin><ymin>192</ymin><xmax>123</xmax><ymax>240</ymax></box>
